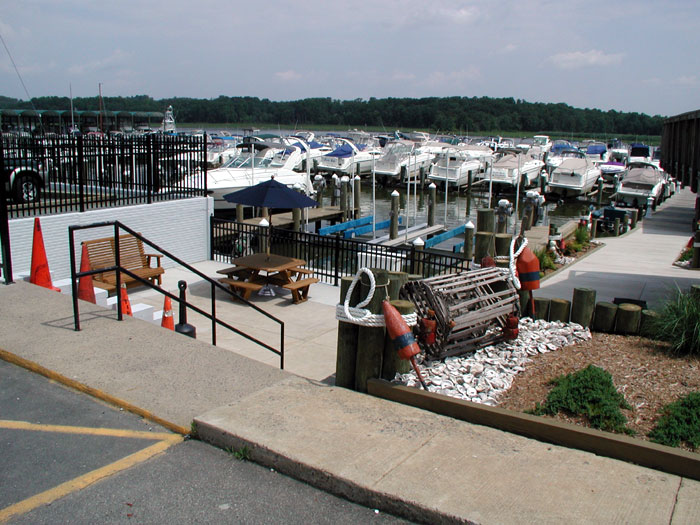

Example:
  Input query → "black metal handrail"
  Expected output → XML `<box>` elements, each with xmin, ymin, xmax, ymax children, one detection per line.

<box><xmin>68</xmin><ymin>220</ymin><xmax>285</xmax><ymax>369</ymax></box>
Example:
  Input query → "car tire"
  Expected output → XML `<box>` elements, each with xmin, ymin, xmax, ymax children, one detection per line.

<box><xmin>13</xmin><ymin>174</ymin><xmax>41</xmax><ymax>203</ymax></box>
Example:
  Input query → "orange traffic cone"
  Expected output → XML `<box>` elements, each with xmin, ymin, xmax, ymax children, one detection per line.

<box><xmin>161</xmin><ymin>296</ymin><xmax>174</xmax><ymax>330</ymax></box>
<box><xmin>29</xmin><ymin>217</ymin><xmax>60</xmax><ymax>291</ymax></box>
<box><xmin>77</xmin><ymin>244</ymin><xmax>96</xmax><ymax>304</ymax></box>
<box><xmin>119</xmin><ymin>283</ymin><xmax>133</xmax><ymax>316</ymax></box>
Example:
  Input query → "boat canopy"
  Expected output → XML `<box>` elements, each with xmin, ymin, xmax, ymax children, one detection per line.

<box><xmin>586</xmin><ymin>144</ymin><xmax>607</xmax><ymax>155</ymax></box>
<box><xmin>324</xmin><ymin>143</ymin><xmax>357</xmax><ymax>158</ymax></box>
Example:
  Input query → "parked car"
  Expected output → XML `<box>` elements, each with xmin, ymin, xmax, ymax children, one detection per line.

<box><xmin>3</xmin><ymin>154</ymin><xmax>47</xmax><ymax>203</ymax></box>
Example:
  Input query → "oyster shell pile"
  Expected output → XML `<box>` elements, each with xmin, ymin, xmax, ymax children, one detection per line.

<box><xmin>394</xmin><ymin>318</ymin><xmax>591</xmax><ymax>406</ymax></box>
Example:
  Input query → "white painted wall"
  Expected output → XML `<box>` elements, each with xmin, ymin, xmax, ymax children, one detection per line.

<box><xmin>4</xmin><ymin>197</ymin><xmax>214</xmax><ymax>280</ymax></box>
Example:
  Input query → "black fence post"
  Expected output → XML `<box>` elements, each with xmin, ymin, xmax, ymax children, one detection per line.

<box><xmin>333</xmin><ymin>234</ymin><xmax>340</xmax><ymax>286</ymax></box>
<box><xmin>0</xmin><ymin>136</ymin><xmax>14</xmax><ymax>284</ymax></box>
<box><xmin>77</xmin><ymin>135</ymin><xmax>85</xmax><ymax>213</ymax></box>
<box><xmin>146</xmin><ymin>134</ymin><xmax>153</xmax><ymax>204</ymax></box>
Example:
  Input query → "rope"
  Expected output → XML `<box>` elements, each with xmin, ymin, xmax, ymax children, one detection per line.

<box><xmin>336</xmin><ymin>267</ymin><xmax>418</xmax><ymax>327</ymax></box>
<box><xmin>508</xmin><ymin>236</ymin><xmax>528</xmax><ymax>290</ymax></box>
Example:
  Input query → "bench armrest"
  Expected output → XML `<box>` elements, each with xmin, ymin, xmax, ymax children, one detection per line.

<box><xmin>146</xmin><ymin>254</ymin><xmax>163</xmax><ymax>268</ymax></box>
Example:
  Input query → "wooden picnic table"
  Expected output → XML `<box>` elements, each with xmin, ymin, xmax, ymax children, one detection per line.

<box><xmin>217</xmin><ymin>253</ymin><xmax>318</xmax><ymax>304</ymax></box>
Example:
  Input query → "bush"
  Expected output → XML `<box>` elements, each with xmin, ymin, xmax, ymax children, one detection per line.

<box><xmin>677</xmin><ymin>246</ymin><xmax>693</xmax><ymax>263</ymax></box>
<box><xmin>534</xmin><ymin>247</ymin><xmax>556</xmax><ymax>272</ymax></box>
<box><xmin>574</xmin><ymin>225</ymin><xmax>590</xmax><ymax>245</ymax></box>
<box><xmin>648</xmin><ymin>289</ymin><xmax>700</xmax><ymax>355</ymax></box>
<box><xmin>564</xmin><ymin>241</ymin><xmax>583</xmax><ymax>255</ymax></box>
<box><xmin>648</xmin><ymin>392</ymin><xmax>700</xmax><ymax>449</ymax></box>
<box><xmin>530</xmin><ymin>365</ymin><xmax>632</xmax><ymax>434</ymax></box>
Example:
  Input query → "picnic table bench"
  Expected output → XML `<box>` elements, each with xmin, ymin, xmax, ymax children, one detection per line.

<box><xmin>82</xmin><ymin>234</ymin><xmax>164</xmax><ymax>295</ymax></box>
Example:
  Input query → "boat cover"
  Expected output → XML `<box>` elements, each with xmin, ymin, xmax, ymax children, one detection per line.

<box><xmin>586</xmin><ymin>144</ymin><xmax>607</xmax><ymax>155</ymax></box>
<box><xmin>624</xmin><ymin>167</ymin><xmax>664</xmax><ymax>185</ymax></box>
<box><xmin>324</xmin><ymin>143</ymin><xmax>356</xmax><ymax>158</ymax></box>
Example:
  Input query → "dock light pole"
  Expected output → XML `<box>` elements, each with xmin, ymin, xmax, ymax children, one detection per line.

<box><xmin>444</xmin><ymin>147</ymin><xmax>450</xmax><ymax>226</ymax></box>
<box><xmin>372</xmin><ymin>150</ymin><xmax>376</xmax><ymax>238</ymax></box>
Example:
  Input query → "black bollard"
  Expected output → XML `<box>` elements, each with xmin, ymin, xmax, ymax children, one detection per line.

<box><xmin>175</xmin><ymin>280</ymin><xmax>196</xmax><ymax>339</ymax></box>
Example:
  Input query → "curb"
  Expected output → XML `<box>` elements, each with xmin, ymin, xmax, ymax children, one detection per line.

<box><xmin>0</xmin><ymin>348</ymin><xmax>190</xmax><ymax>437</ymax></box>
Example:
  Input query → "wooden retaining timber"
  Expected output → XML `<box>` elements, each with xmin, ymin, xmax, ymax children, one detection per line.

<box><xmin>400</xmin><ymin>267</ymin><xmax>518</xmax><ymax>359</ymax></box>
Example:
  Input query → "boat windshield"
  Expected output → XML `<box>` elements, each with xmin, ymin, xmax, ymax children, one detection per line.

<box><xmin>533</xmin><ymin>136</ymin><xmax>549</xmax><ymax>146</ymax></box>
<box><xmin>384</xmin><ymin>142</ymin><xmax>412</xmax><ymax>156</ymax></box>
<box><xmin>222</xmin><ymin>154</ymin><xmax>272</xmax><ymax>169</ymax></box>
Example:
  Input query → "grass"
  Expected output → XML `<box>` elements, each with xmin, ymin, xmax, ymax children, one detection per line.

<box><xmin>529</xmin><ymin>365</ymin><xmax>633</xmax><ymax>434</ymax></box>
<box><xmin>225</xmin><ymin>445</ymin><xmax>251</xmax><ymax>461</ymax></box>
<box><xmin>677</xmin><ymin>246</ymin><xmax>693</xmax><ymax>263</ymax></box>
<box><xmin>534</xmin><ymin>247</ymin><xmax>556</xmax><ymax>274</ymax></box>
<box><xmin>574</xmin><ymin>225</ymin><xmax>590</xmax><ymax>245</ymax></box>
<box><xmin>648</xmin><ymin>288</ymin><xmax>700</xmax><ymax>355</ymax></box>
<box><xmin>648</xmin><ymin>392</ymin><xmax>700</xmax><ymax>449</ymax></box>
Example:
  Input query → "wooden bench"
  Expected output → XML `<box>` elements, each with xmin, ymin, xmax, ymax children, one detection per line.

<box><xmin>282</xmin><ymin>277</ymin><xmax>319</xmax><ymax>304</ymax></box>
<box><xmin>218</xmin><ymin>277</ymin><xmax>264</xmax><ymax>301</ymax></box>
<box><xmin>82</xmin><ymin>234</ymin><xmax>164</xmax><ymax>295</ymax></box>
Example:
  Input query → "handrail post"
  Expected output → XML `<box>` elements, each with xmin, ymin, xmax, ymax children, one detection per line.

<box><xmin>69</xmin><ymin>227</ymin><xmax>80</xmax><ymax>331</ymax></box>
<box><xmin>0</xmin><ymin>135</ymin><xmax>14</xmax><ymax>284</ymax></box>
<box><xmin>115</xmin><ymin>223</ymin><xmax>122</xmax><ymax>321</ymax></box>
<box><xmin>146</xmin><ymin>134</ymin><xmax>153</xmax><ymax>204</ymax></box>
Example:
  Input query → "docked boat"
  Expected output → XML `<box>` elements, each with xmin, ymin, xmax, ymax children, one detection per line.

<box><xmin>315</xmin><ymin>139</ymin><xmax>381</xmax><ymax>176</ymax></box>
<box><xmin>615</xmin><ymin>163</ymin><xmax>666</xmax><ymax>211</ymax></box>
<box><xmin>545</xmin><ymin>139</ymin><xmax>575</xmax><ymax>170</ymax></box>
<box><xmin>532</xmin><ymin>135</ymin><xmax>552</xmax><ymax>153</ymax></box>
<box><xmin>191</xmin><ymin>143</ymin><xmax>313</xmax><ymax>210</ymax></box>
<box><xmin>374</xmin><ymin>140</ymin><xmax>434</xmax><ymax>182</ymax></box>
<box><xmin>427</xmin><ymin>146</ymin><xmax>483</xmax><ymax>189</ymax></box>
<box><xmin>547</xmin><ymin>148</ymin><xmax>601</xmax><ymax>197</ymax></box>
<box><xmin>482</xmin><ymin>152</ymin><xmax>545</xmax><ymax>189</ymax></box>
<box><xmin>161</xmin><ymin>105</ymin><xmax>176</xmax><ymax>134</ymax></box>
<box><xmin>584</xmin><ymin>142</ymin><xmax>609</xmax><ymax>165</ymax></box>
<box><xmin>629</xmin><ymin>143</ymin><xmax>651</xmax><ymax>163</ymax></box>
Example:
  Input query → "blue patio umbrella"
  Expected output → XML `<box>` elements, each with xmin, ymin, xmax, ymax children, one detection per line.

<box><xmin>223</xmin><ymin>178</ymin><xmax>318</xmax><ymax>209</ymax></box>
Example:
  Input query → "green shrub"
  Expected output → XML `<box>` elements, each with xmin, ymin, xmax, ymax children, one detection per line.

<box><xmin>534</xmin><ymin>247</ymin><xmax>556</xmax><ymax>272</ymax></box>
<box><xmin>574</xmin><ymin>225</ymin><xmax>590</xmax><ymax>245</ymax></box>
<box><xmin>648</xmin><ymin>392</ymin><xmax>700</xmax><ymax>449</ymax></box>
<box><xmin>647</xmin><ymin>289</ymin><xmax>700</xmax><ymax>355</ymax></box>
<box><xmin>677</xmin><ymin>247</ymin><xmax>693</xmax><ymax>263</ymax></box>
<box><xmin>531</xmin><ymin>365</ymin><xmax>632</xmax><ymax>433</ymax></box>
<box><xmin>564</xmin><ymin>241</ymin><xmax>583</xmax><ymax>255</ymax></box>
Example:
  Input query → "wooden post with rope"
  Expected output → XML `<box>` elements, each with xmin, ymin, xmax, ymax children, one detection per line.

<box><xmin>354</xmin><ymin>269</ymin><xmax>389</xmax><ymax>393</ymax></box>
<box><xmin>335</xmin><ymin>276</ymin><xmax>360</xmax><ymax>389</ymax></box>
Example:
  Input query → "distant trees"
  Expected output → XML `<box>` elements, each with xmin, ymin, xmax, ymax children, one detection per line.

<box><xmin>0</xmin><ymin>94</ymin><xmax>664</xmax><ymax>136</ymax></box>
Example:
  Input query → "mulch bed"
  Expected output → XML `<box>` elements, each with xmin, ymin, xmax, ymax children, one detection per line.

<box><xmin>497</xmin><ymin>332</ymin><xmax>700</xmax><ymax>451</ymax></box>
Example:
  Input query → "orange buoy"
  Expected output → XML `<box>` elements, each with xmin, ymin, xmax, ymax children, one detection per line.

<box><xmin>516</xmin><ymin>245</ymin><xmax>540</xmax><ymax>291</ymax></box>
<box><xmin>382</xmin><ymin>300</ymin><xmax>428</xmax><ymax>389</ymax></box>
<box><xmin>419</xmin><ymin>309</ymin><xmax>437</xmax><ymax>345</ymax></box>
<box><xmin>503</xmin><ymin>313</ymin><xmax>519</xmax><ymax>340</ymax></box>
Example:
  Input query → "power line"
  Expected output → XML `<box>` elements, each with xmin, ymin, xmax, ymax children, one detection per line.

<box><xmin>0</xmin><ymin>28</ymin><xmax>44</xmax><ymax>133</ymax></box>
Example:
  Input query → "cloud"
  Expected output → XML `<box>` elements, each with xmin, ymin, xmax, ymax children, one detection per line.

<box><xmin>423</xmin><ymin>67</ymin><xmax>481</xmax><ymax>88</ymax></box>
<box><xmin>674</xmin><ymin>75</ymin><xmax>698</xmax><ymax>86</ymax></box>
<box><xmin>547</xmin><ymin>50</ymin><xmax>624</xmax><ymax>70</ymax></box>
<box><xmin>67</xmin><ymin>49</ymin><xmax>129</xmax><ymax>75</ymax></box>
<box><xmin>500</xmin><ymin>44</ymin><xmax>518</xmax><ymax>54</ymax></box>
<box><xmin>275</xmin><ymin>70</ymin><xmax>302</xmax><ymax>82</ymax></box>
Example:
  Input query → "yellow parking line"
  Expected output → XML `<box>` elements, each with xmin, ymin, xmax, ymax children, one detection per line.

<box><xmin>0</xmin><ymin>435</ymin><xmax>183</xmax><ymax>523</ymax></box>
<box><xmin>0</xmin><ymin>420</ymin><xmax>180</xmax><ymax>441</ymax></box>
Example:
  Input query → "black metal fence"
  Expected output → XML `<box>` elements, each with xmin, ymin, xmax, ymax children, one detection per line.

<box><xmin>211</xmin><ymin>218</ymin><xmax>470</xmax><ymax>285</ymax></box>
<box><xmin>1</xmin><ymin>133</ymin><xmax>207</xmax><ymax>219</ymax></box>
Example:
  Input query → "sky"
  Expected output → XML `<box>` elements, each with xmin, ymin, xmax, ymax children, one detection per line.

<box><xmin>0</xmin><ymin>0</ymin><xmax>698</xmax><ymax>118</ymax></box>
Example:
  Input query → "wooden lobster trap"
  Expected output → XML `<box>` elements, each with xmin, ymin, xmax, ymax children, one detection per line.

<box><xmin>400</xmin><ymin>267</ymin><xmax>519</xmax><ymax>359</ymax></box>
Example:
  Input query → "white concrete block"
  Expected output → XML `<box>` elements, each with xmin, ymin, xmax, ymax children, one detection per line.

<box><xmin>53</xmin><ymin>278</ymin><xmax>74</xmax><ymax>294</ymax></box>
<box><xmin>131</xmin><ymin>303</ymin><xmax>155</xmax><ymax>322</ymax></box>
<box><xmin>94</xmin><ymin>288</ymin><xmax>109</xmax><ymax>307</ymax></box>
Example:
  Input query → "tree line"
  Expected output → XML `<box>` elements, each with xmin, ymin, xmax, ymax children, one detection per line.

<box><xmin>0</xmin><ymin>94</ymin><xmax>664</xmax><ymax>136</ymax></box>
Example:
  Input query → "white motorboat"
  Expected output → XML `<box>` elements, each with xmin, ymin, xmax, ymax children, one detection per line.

<box><xmin>315</xmin><ymin>139</ymin><xmax>381</xmax><ymax>176</ymax></box>
<box><xmin>192</xmin><ymin>143</ymin><xmax>312</xmax><ymax>210</ymax></box>
<box><xmin>547</xmin><ymin>149</ymin><xmax>601</xmax><ymax>197</ymax></box>
<box><xmin>615</xmin><ymin>162</ymin><xmax>666</xmax><ymax>210</ymax></box>
<box><xmin>482</xmin><ymin>152</ymin><xmax>545</xmax><ymax>189</ymax></box>
<box><xmin>585</xmin><ymin>142</ymin><xmax>609</xmax><ymax>165</ymax></box>
<box><xmin>428</xmin><ymin>146</ymin><xmax>482</xmax><ymax>189</ymax></box>
<box><xmin>545</xmin><ymin>140</ymin><xmax>575</xmax><ymax>170</ymax></box>
<box><xmin>629</xmin><ymin>143</ymin><xmax>651</xmax><ymax>163</ymax></box>
<box><xmin>532</xmin><ymin>135</ymin><xmax>552</xmax><ymax>153</ymax></box>
<box><xmin>374</xmin><ymin>140</ymin><xmax>434</xmax><ymax>182</ymax></box>
<box><xmin>161</xmin><ymin>105</ymin><xmax>176</xmax><ymax>134</ymax></box>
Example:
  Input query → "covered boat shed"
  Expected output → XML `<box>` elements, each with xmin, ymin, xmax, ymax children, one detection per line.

<box><xmin>661</xmin><ymin>109</ymin><xmax>700</xmax><ymax>224</ymax></box>
<box><xmin>0</xmin><ymin>108</ymin><xmax>163</xmax><ymax>134</ymax></box>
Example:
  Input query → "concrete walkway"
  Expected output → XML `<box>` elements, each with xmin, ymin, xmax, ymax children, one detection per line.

<box><xmin>1</xmin><ymin>188</ymin><xmax>699</xmax><ymax>523</ymax></box>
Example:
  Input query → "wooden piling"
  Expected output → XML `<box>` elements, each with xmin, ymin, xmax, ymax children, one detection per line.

<box><xmin>592</xmin><ymin>302</ymin><xmax>618</xmax><ymax>333</ymax></box>
<box><xmin>387</xmin><ymin>271</ymin><xmax>409</xmax><ymax>300</ymax></box>
<box><xmin>629</xmin><ymin>209</ymin><xmax>638</xmax><ymax>229</ymax></box>
<box><xmin>464</xmin><ymin>222</ymin><xmax>474</xmax><ymax>261</ymax></box>
<box><xmin>353</xmin><ymin>176</ymin><xmax>361</xmax><ymax>220</ymax></box>
<box><xmin>355</xmin><ymin>269</ymin><xmax>389</xmax><ymax>393</ymax></box>
<box><xmin>571</xmin><ymin>288</ymin><xmax>596</xmax><ymax>327</ymax></box>
<box><xmin>428</xmin><ymin>183</ymin><xmax>436</xmax><ymax>227</ymax></box>
<box><xmin>474</xmin><ymin>232</ymin><xmax>494</xmax><ymax>263</ymax></box>
<box><xmin>382</xmin><ymin>299</ymin><xmax>414</xmax><ymax>380</ymax></box>
<box><xmin>549</xmin><ymin>298</ymin><xmax>571</xmax><ymax>323</ymax></box>
<box><xmin>477</xmin><ymin>208</ymin><xmax>495</xmax><ymax>233</ymax></box>
<box><xmin>640</xmin><ymin>309</ymin><xmax>659</xmax><ymax>338</ymax></box>
<box><xmin>533</xmin><ymin>297</ymin><xmax>550</xmax><ymax>320</ymax></box>
<box><xmin>615</xmin><ymin>303</ymin><xmax>642</xmax><ymax>335</ymax></box>
<box><xmin>390</xmin><ymin>191</ymin><xmax>399</xmax><ymax>240</ymax></box>
<box><xmin>335</xmin><ymin>276</ymin><xmax>360</xmax><ymax>389</ymax></box>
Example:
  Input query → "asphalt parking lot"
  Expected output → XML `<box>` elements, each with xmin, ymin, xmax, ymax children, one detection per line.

<box><xmin>0</xmin><ymin>359</ymin><xmax>409</xmax><ymax>524</ymax></box>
